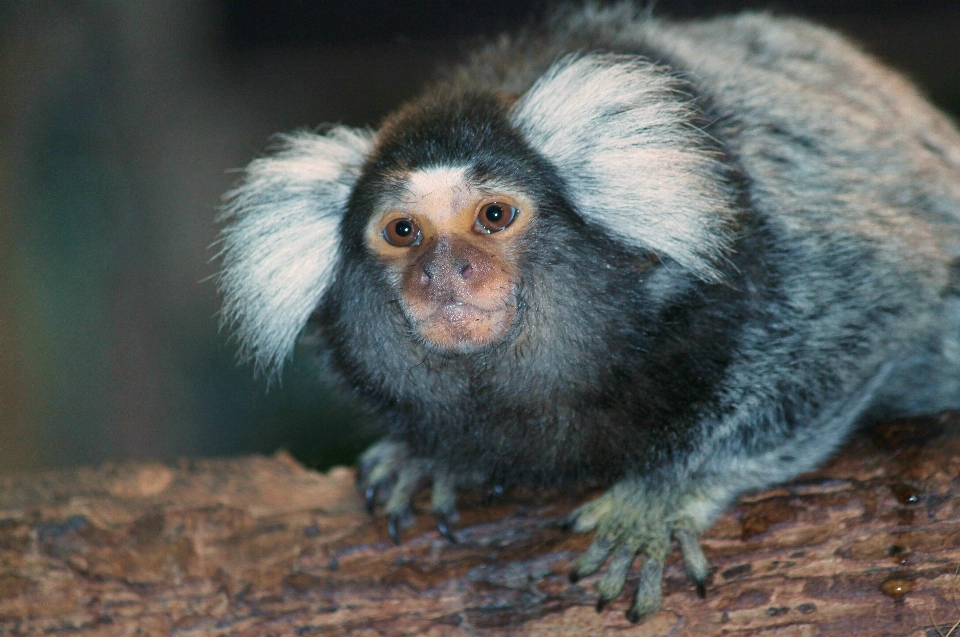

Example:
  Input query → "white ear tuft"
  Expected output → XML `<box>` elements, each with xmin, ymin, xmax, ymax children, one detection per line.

<box><xmin>217</xmin><ymin>126</ymin><xmax>374</xmax><ymax>379</ymax></box>
<box><xmin>511</xmin><ymin>54</ymin><xmax>736</xmax><ymax>280</ymax></box>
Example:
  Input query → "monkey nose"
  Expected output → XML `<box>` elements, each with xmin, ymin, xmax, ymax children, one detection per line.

<box><xmin>420</xmin><ymin>258</ymin><xmax>473</xmax><ymax>286</ymax></box>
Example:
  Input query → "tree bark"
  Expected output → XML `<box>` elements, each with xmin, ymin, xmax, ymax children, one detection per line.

<box><xmin>2</xmin><ymin>415</ymin><xmax>960</xmax><ymax>636</ymax></box>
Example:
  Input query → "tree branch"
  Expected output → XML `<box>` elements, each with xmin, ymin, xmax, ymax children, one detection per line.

<box><xmin>2</xmin><ymin>414</ymin><xmax>959</xmax><ymax>636</ymax></box>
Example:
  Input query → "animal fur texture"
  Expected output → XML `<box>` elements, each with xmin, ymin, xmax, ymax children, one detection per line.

<box><xmin>218</xmin><ymin>4</ymin><xmax>960</xmax><ymax>622</ymax></box>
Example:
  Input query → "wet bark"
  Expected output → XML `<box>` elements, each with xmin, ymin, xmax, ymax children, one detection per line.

<box><xmin>2</xmin><ymin>414</ymin><xmax>960</xmax><ymax>636</ymax></box>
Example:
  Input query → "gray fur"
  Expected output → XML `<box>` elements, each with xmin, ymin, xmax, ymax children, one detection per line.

<box><xmin>218</xmin><ymin>4</ymin><xmax>960</xmax><ymax>621</ymax></box>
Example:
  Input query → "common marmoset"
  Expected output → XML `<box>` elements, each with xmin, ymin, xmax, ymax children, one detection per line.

<box><xmin>217</xmin><ymin>4</ymin><xmax>960</xmax><ymax>622</ymax></box>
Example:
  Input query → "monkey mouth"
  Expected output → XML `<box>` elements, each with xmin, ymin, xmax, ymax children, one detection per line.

<box><xmin>433</xmin><ymin>299</ymin><xmax>498</xmax><ymax>322</ymax></box>
<box><xmin>413</xmin><ymin>298</ymin><xmax>516</xmax><ymax>352</ymax></box>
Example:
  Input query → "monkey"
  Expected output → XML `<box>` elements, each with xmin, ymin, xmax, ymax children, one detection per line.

<box><xmin>216</xmin><ymin>3</ymin><xmax>960</xmax><ymax>623</ymax></box>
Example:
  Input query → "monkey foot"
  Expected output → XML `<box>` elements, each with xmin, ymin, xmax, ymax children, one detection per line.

<box><xmin>566</xmin><ymin>482</ymin><xmax>711</xmax><ymax>623</ymax></box>
<box><xmin>356</xmin><ymin>438</ymin><xmax>461</xmax><ymax>544</ymax></box>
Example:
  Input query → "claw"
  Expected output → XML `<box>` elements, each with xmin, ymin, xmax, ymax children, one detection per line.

<box><xmin>365</xmin><ymin>485</ymin><xmax>377</xmax><ymax>516</ymax></box>
<box><xmin>433</xmin><ymin>511</ymin><xmax>459</xmax><ymax>544</ymax></box>
<box><xmin>569</xmin><ymin>571</ymin><xmax>580</xmax><ymax>584</ymax></box>
<box><xmin>387</xmin><ymin>514</ymin><xmax>402</xmax><ymax>545</ymax></box>
<box><xmin>595</xmin><ymin>597</ymin><xmax>610</xmax><ymax>613</ymax></box>
<box><xmin>696</xmin><ymin>582</ymin><xmax>706</xmax><ymax>599</ymax></box>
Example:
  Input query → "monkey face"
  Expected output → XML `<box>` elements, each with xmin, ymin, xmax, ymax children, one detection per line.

<box><xmin>365</xmin><ymin>167</ymin><xmax>534</xmax><ymax>353</ymax></box>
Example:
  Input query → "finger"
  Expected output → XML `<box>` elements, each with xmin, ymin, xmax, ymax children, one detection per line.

<box><xmin>627</xmin><ymin>555</ymin><xmax>664</xmax><ymax>623</ymax></box>
<box><xmin>596</xmin><ymin>541</ymin><xmax>639</xmax><ymax>608</ymax></box>
<box><xmin>674</xmin><ymin>528</ymin><xmax>709</xmax><ymax>596</ymax></box>
<box><xmin>570</xmin><ymin>534</ymin><xmax>614</xmax><ymax>583</ymax></box>
<box><xmin>384</xmin><ymin>460</ymin><xmax>429</xmax><ymax>517</ymax></box>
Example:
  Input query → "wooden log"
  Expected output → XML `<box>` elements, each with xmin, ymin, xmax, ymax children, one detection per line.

<box><xmin>1</xmin><ymin>414</ymin><xmax>960</xmax><ymax>636</ymax></box>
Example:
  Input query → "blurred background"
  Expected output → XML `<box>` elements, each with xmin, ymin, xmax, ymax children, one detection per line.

<box><xmin>1</xmin><ymin>0</ymin><xmax>959</xmax><ymax>473</ymax></box>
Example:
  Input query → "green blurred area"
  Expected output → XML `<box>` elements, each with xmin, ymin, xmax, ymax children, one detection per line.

<box><xmin>1</xmin><ymin>1</ymin><xmax>958</xmax><ymax>473</ymax></box>
<box><xmin>0</xmin><ymin>1</ymin><xmax>428</xmax><ymax>471</ymax></box>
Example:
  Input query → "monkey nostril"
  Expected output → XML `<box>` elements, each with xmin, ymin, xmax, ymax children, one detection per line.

<box><xmin>420</xmin><ymin>267</ymin><xmax>433</xmax><ymax>287</ymax></box>
<box><xmin>460</xmin><ymin>263</ymin><xmax>474</xmax><ymax>279</ymax></box>
<box><xmin>421</xmin><ymin>262</ymin><xmax>435</xmax><ymax>285</ymax></box>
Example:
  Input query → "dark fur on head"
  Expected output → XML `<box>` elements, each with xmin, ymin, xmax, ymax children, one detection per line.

<box><xmin>315</xmin><ymin>86</ymin><xmax>767</xmax><ymax>486</ymax></box>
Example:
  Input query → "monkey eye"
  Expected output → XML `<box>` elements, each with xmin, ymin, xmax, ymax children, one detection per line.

<box><xmin>382</xmin><ymin>217</ymin><xmax>422</xmax><ymax>247</ymax></box>
<box><xmin>475</xmin><ymin>202</ymin><xmax>518</xmax><ymax>233</ymax></box>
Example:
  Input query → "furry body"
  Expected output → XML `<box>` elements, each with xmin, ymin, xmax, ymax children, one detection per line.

<box><xmin>219</xmin><ymin>5</ymin><xmax>960</xmax><ymax>620</ymax></box>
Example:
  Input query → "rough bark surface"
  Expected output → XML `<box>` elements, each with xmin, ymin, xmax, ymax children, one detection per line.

<box><xmin>2</xmin><ymin>415</ymin><xmax>960</xmax><ymax>636</ymax></box>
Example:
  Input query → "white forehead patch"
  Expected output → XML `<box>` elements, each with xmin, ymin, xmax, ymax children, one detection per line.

<box><xmin>398</xmin><ymin>166</ymin><xmax>472</xmax><ymax>219</ymax></box>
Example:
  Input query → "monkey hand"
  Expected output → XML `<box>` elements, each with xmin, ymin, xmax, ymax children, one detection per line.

<box><xmin>356</xmin><ymin>438</ymin><xmax>464</xmax><ymax>544</ymax></box>
<box><xmin>567</xmin><ymin>478</ymin><xmax>714</xmax><ymax>623</ymax></box>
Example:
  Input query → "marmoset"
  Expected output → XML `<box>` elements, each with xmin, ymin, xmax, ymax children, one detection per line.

<box><xmin>217</xmin><ymin>4</ymin><xmax>960</xmax><ymax>622</ymax></box>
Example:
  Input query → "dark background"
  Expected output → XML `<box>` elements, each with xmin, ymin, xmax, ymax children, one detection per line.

<box><xmin>2</xmin><ymin>1</ymin><xmax>958</xmax><ymax>473</ymax></box>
